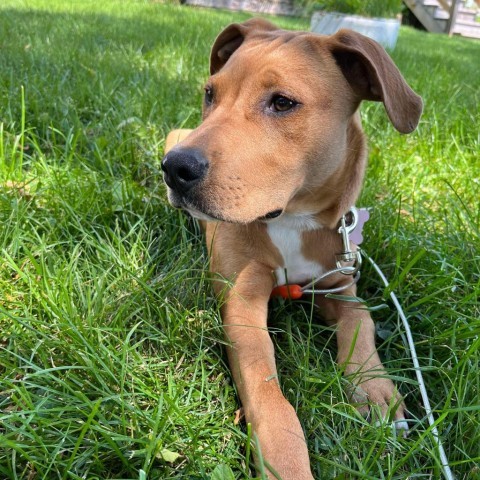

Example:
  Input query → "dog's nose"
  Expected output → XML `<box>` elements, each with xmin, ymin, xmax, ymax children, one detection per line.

<box><xmin>162</xmin><ymin>149</ymin><xmax>208</xmax><ymax>194</ymax></box>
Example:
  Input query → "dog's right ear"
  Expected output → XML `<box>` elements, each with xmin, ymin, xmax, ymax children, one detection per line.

<box><xmin>210</xmin><ymin>19</ymin><xmax>278</xmax><ymax>74</ymax></box>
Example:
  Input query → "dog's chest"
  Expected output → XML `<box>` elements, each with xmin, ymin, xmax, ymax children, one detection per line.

<box><xmin>266</xmin><ymin>221</ymin><xmax>324</xmax><ymax>286</ymax></box>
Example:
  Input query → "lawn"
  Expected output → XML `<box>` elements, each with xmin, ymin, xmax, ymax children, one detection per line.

<box><xmin>0</xmin><ymin>0</ymin><xmax>479</xmax><ymax>479</ymax></box>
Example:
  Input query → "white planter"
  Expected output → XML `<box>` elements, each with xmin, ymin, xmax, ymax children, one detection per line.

<box><xmin>311</xmin><ymin>11</ymin><xmax>401</xmax><ymax>49</ymax></box>
<box><xmin>184</xmin><ymin>0</ymin><xmax>298</xmax><ymax>16</ymax></box>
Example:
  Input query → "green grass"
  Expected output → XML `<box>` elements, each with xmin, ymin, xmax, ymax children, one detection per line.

<box><xmin>0</xmin><ymin>1</ymin><xmax>478</xmax><ymax>479</ymax></box>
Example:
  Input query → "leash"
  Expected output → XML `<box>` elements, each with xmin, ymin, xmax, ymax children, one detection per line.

<box><xmin>363</xmin><ymin>250</ymin><xmax>454</xmax><ymax>480</ymax></box>
<box><xmin>270</xmin><ymin>207</ymin><xmax>454</xmax><ymax>480</ymax></box>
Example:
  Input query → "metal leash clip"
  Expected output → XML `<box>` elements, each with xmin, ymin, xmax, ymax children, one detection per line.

<box><xmin>335</xmin><ymin>206</ymin><xmax>362</xmax><ymax>275</ymax></box>
<box><xmin>271</xmin><ymin>206</ymin><xmax>364</xmax><ymax>300</ymax></box>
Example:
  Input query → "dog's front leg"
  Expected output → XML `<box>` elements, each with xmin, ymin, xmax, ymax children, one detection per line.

<box><xmin>215</xmin><ymin>260</ymin><xmax>313</xmax><ymax>480</ymax></box>
<box><xmin>316</xmin><ymin>287</ymin><xmax>406</xmax><ymax>423</ymax></box>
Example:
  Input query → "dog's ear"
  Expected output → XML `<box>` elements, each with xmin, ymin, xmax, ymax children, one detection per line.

<box><xmin>327</xmin><ymin>29</ymin><xmax>422</xmax><ymax>133</ymax></box>
<box><xmin>210</xmin><ymin>18</ymin><xmax>278</xmax><ymax>75</ymax></box>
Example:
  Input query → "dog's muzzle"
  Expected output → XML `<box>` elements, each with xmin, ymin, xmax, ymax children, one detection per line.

<box><xmin>162</xmin><ymin>148</ymin><xmax>208</xmax><ymax>197</ymax></box>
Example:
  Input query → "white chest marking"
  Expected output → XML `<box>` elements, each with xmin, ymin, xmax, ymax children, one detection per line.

<box><xmin>266</xmin><ymin>216</ymin><xmax>324</xmax><ymax>286</ymax></box>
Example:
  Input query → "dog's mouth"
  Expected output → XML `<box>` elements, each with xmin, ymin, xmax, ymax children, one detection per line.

<box><xmin>257</xmin><ymin>209</ymin><xmax>283</xmax><ymax>221</ymax></box>
<box><xmin>165</xmin><ymin>180</ymin><xmax>286</xmax><ymax>224</ymax></box>
<box><xmin>168</xmin><ymin>194</ymin><xmax>222</xmax><ymax>222</ymax></box>
<box><xmin>184</xmin><ymin>204</ymin><xmax>223</xmax><ymax>222</ymax></box>
<box><xmin>185</xmin><ymin>204</ymin><xmax>285</xmax><ymax>224</ymax></box>
<box><xmin>169</xmin><ymin>192</ymin><xmax>230</xmax><ymax>222</ymax></box>
<box><xmin>170</xmin><ymin>192</ymin><xmax>285</xmax><ymax>224</ymax></box>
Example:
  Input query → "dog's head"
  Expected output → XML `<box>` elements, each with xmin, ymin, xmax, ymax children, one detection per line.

<box><xmin>162</xmin><ymin>19</ymin><xmax>422</xmax><ymax>227</ymax></box>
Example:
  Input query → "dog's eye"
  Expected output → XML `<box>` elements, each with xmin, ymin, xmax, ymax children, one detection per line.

<box><xmin>270</xmin><ymin>95</ymin><xmax>297</xmax><ymax>113</ymax></box>
<box><xmin>204</xmin><ymin>87</ymin><xmax>214</xmax><ymax>106</ymax></box>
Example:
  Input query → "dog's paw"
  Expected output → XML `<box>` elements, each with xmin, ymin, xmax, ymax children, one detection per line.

<box><xmin>347</xmin><ymin>373</ymin><xmax>408</xmax><ymax>433</ymax></box>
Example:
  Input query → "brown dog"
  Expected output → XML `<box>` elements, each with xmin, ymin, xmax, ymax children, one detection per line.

<box><xmin>162</xmin><ymin>18</ymin><xmax>422</xmax><ymax>479</ymax></box>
